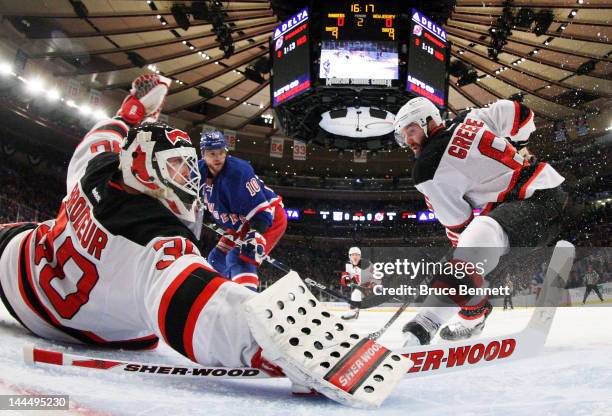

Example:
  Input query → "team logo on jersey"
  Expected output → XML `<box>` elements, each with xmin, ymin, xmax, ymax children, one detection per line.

<box><xmin>165</xmin><ymin>129</ymin><xmax>192</xmax><ymax>145</ymax></box>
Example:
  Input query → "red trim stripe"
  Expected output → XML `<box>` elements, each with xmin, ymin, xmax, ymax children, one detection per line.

<box><xmin>325</xmin><ymin>339</ymin><xmax>389</xmax><ymax>393</ymax></box>
<box><xmin>519</xmin><ymin>162</ymin><xmax>547</xmax><ymax>200</ymax></box>
<box><xmin>511</xmin><ymin>101</ymin><xmax>521</xmax><ymax>136</ymax></box>
<box><xmin>107</xmin><ymin>180</ymin><xmax>124</xmax><ymax>191</ymax></box>
<box><xmin>157</xmin><ymin>262</ymin><xmax>206</xmax><ymax>344</ymax></box>
<box><xmin>518</xmin><ymin>109</ymin><xmax>533</xmax><ymax>130</ymax></box>
<box><xmin>443</xmin><ymin>214</ymin><xmax>474</xmax><ymax>231</ymax></box>
<box><xmin>183</xmin><ymin>277</ymin><xmax>227</xmax><ymax>362</ymax></box>
<box><xmin>33</xmin><ymin>348</ymin><xmax>63</xmax><ymax>365</ymax></box>
<box><xmin>83</xmin><ymin>121</ymin><xmax>128</xmax><ymax>139</ymax></box>
<box><xmin>17</xmin><ymin>232</ymin><xmax>47</xmax><ymax>322</ymax></box>
<box><xmin>20</xmin><ymin>231</ymin><xmax>63</xmax><ymax>327</ymax></box>
<box><xmin>233</xmin><ymin>275</ymin><xmax>259</xmax><ymax>286</ymax></box>
<box><xmin>423</xmin><ymin>31</ymin><xmax>445</xmax><ymax>49</ymax></box>
<box><xmin>481</xmin><ymin>202</ymin><xmax>495</xmax><ymax>216</ymax></box>
<box><xmin>497</xmin><ymin>167</ymin><xmax>523</xmax><ymax>202</ymax></box>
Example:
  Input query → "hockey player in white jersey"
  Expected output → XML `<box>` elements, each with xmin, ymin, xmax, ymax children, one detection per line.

<box><xmin>340</xmin><ymin>247</ymin><xmax>377</xmax><ymax>320</ymax></box>
<box><xmin>393</xmin><ymin>97</ymin><xmax>567</xmax><ymax>345</ymax></box>
<box><xmin>0</xmin><ymin>74</ymin><xmax>409</xmax><ymax>408</ymax></box>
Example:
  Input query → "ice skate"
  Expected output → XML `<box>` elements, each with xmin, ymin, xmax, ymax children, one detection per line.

<box><xmin>440</xmin><ymin>302</ymin><xmax>493</xmax><ymax>341</ymax></box>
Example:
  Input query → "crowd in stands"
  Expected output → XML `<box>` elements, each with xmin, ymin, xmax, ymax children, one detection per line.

<box><xmin>0</xmin><ymin>153</ymin><xmax>64</xmax><ymax>224</ymax></box>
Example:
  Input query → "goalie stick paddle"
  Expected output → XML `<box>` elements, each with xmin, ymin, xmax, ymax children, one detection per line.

<box><xmin>397</xmin><ymin>240</ymin><xmax>575</xmax><ymax>378</ymax></box>
<box><xmin>23</xmin><ymin>240</ymin><xmax>575</xmax><ymax>382</ymax></box>
<box><xmin>23</xmin><ymin>345</ymin><xmax>278</xmax><ymax>380</ymax></box>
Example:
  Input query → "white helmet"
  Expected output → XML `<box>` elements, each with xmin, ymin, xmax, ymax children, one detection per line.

<box><xmin>119</xmin><ymin>123</ymin><xmax>201</xmax><ymax>223</ymax></box>
<box><xmin>393</xmin><ymin>97</ymin><xmax>443</xmax><ymax>147</ymax></box>
<box><xmin>348</xmin><ymin>247</ymin><xmax>361</xmax><ymax>256</ymax></box>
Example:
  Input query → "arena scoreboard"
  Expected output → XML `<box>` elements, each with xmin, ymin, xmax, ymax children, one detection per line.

<box><xmin>322</xmin><ymin>2</ymin><xmax>397</xmax><ymax>41</ymax></box>
<box><xmin>406</xmin><ymin>9</ymin><xmax>449</xmax><ymax>107</ymax></box>
<box><xmin>272</xmin><ymin>8</ymin><xmax>311</xmax><ymax>107</ymax></box>
<box><xmin>320</xmin><ymin>2</ymin><xmax>399</xmax><ymax>86</ymax></box>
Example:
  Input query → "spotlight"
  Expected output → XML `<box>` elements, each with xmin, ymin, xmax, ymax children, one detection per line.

<box><xmin>46</xmin><ymin>89</ymin><xmax>60</xmax><ymax>100</ymax></box>
<box><xmin>26</xmin><ymin>78</ymin><xmax>45</xmax><ymax>94</ymax></box>
<box><xmin>0</xmin><ymin>62</ymin><xmax>13</xmax><ymax>75</ymax></box>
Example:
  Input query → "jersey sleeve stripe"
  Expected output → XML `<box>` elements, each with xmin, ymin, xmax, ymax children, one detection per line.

<box><xmin>241</xmin><ymin>197</ymin><xmax>283</xmax><ymax>226</ymax></box>
<box><xmin>518</xmin><ymin>162</ymin><xmax>547</xmax><ymax>200</ymax></box>
<box><xmin>157</xmin><ymin>262</ymin><xmax>204</xmax><ymax>346</ymax></box>
<box><xmin>183</xmin><ymin>276</ymin><xmax>227</xmax><ymax>362</ymax></box>
<box><xmin>517</xmin><ymin>109</ymin><xmax>533</xmax><ymax>130</ymax></box>
<box><xmin>232</xmin><ymin>274</ymin><xmax>259</xmax><ymax>287</ymax></box>
<box><xmin>443</xmin><ymin>214</ymin><xmax>474</xmax><ymax>232</ymax></box>
<box><xmin>510</xmin><ymin>101</ymin><xmax>521</xmax><ymax>136</ymax></box>
<box><xmin>82</xmin><ymin>121</ymin><xmax>129</xmax><ymax>143</ymax></box>
<box><xmin>497</xmin><ymin>167</ymin><xmax>523</xmax><ymax>202</ymax></box>
<box><xmin>158</xmin><ymin>264</ymin><xmax>227</xmax><ymax>360</ymax></box>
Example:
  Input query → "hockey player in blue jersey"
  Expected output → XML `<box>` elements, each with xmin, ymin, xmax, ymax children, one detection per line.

<box><xmin>199</xmin><ymin>131</ymin><xmax>287</xmax><ymax>291</ymax></box>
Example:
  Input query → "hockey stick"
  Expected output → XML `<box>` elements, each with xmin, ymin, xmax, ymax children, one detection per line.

<box><xmin>26</xmin><ymin>243</ymin><xmax>573</xmax><ymax>383</ymax></box>
<box><xmin>396</xmin><ymin>240</ymin><xmax>575</xmax><ymax>378</ymax></box>
<box><xmin>23</xmin><ymin>345</ymin><xmax>278</xmax><ymax>379</ymax></box>
<box><xmin>24</xmin><ymin>240</ymin><xmax>571</xmax><ymax>382</ymax></box>
<box><xmin>202</xmin><ymin>222</ymin><xmax>362</xmax><ymax>308</ymax></box>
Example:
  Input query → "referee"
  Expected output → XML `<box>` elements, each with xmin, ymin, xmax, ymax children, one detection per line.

<box><xmin>582</xmin><ymin>264</ymin><xmax>604</xmax><ymax>304</ymax></box>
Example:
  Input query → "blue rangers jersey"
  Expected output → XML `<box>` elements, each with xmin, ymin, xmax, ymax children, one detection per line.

<box><xmin>199</xmin><ymin>156</ymin><xmax>281</xmax><ymax>232</ymax></box>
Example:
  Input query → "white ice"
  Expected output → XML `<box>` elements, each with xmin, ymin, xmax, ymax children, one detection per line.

<box><xmin>1</xmin><ymin>304</ymin><xmax>611</xmax><ymax>416</ymax></box>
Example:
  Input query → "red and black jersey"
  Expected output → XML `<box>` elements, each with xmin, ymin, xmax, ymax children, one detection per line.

<box><xmin>413</xmin><ymin>100</ymin><xmax>564</xmax><ymax>246</ymax></box>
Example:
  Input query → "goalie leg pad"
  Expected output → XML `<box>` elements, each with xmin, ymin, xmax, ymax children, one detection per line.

<box><xmin>244</xmin><ymin>271</ymin><xmax>412</xmax><ymax>409</ymax></box>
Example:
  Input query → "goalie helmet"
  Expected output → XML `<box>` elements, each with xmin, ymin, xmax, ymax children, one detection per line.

<box><xmin>119</xmin><ymin>122</ymin><xmax>201</xmax><ymax>223</ymax></box>
<box><xmin>393</xmin><ymin>97</ymin><xmax>443</xmax><ymax>147</ymax></box>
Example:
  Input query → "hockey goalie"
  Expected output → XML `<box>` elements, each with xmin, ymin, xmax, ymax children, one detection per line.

<box><xmin>0</xmin><ymin>74</ymin><xmax>409</xmax><ymax>408</ymax></box>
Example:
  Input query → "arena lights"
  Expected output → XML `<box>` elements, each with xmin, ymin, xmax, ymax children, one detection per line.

<box><xmin>0</xmin><ymin>62</ymin><xmax>13</xmax><ymax>75</ymax></box>
<box><xmin>25</xmin><ymin>78</ymin><xmax>45</xmax><ymax>94</ymax></box>
<box><xmin>46</xmin><ymin>89</ymin><xmax>60</xmax><ymax>101</ymax></box>
<box><xmin>79</xmin><ymin>105</ymin><xmax>92</xmax><ymax>116</ymax></box>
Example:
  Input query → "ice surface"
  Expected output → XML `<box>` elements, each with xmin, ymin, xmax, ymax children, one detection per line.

<box><xmin>1</xmin><ymin>304</ymin><xmax>611</xmax><ymax>416</ymax></box>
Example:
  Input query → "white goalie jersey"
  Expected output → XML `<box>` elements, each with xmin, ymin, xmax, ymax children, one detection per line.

<box><xmin>413</xmin><ymin>100</ymin><xmax>565</xmax><ymax>245</ymax></box>
<box><xmin>0</xmin><ymin>117</ymin><xmax>258</xmax><ymax>367</ymax></box>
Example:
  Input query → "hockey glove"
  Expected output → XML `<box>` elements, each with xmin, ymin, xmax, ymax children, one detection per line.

<box><xmin>239</xmin><ymin>230</ymin><xmax>267</xmax><ymax>266</ymax></box>
<box><xmin>117</xmin><ymin>74</ymin><xmax>171</xmax><ymax>126</ymax></box>
<box><xmin>340</xmin><ymin>272</ymin><xmax>350</xmax><ymax>286</ymax></box>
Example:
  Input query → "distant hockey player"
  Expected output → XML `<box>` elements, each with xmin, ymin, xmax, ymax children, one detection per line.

<box><xmin>339</xmin><ymin>246</ymin><xmax>376</xmax><ymax>320</ymax></box>
<box><xmin>582</xmin><ymin>264</ymin><xmax>604</xmax><ymax>303</ymax></box>
<box><xmin>393</xmin><ymin>97</ymin><xmax>567</xmax><ymax>345</ymax></box>
<box><xmin>199</xmin><ymin>131</ymin><xmax>286</xmax><ymax>291</ymax></box>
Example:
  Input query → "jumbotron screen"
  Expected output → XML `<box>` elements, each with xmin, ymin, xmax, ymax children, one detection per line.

<box><xmin>272</xmin><ymin>8</ymin><xmax>311</xmax><ymax>107</ymax></box>
<box><xmin>406</xmin><ymin>9</ymin><xmax>448</xmax><ymax>107</ymax></box>
<box><xmin>320</xmin><ymin>2</ymin><xmax>398</xmax><ymax>86</ymax></box>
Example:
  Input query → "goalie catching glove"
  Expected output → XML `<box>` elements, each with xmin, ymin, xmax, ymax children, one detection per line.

<box><xmin>117</xmin><ymin>74</ymin><xmax>171</xmax><ymax>126</ymax></box>
<box><xmin>239</xmin><ymin>230</ymin><xmax>267</xmax><ymax>266</ymax></box>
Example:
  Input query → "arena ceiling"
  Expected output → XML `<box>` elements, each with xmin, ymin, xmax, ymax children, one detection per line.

<box><xmin>0</xmin><ymin>0</ymin><xmax>610</xmax><ymax>154</ymax></box>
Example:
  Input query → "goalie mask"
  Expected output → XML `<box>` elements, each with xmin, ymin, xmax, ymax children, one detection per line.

<box><xmin>119</xmin><ymin>123</ymin><xmax>201</xmax><ymax>223</ymax></box>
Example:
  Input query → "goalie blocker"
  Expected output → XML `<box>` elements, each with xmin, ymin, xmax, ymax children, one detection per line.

<box><xmin>244</xmin><ymin>271</ymin><xmax>411</xmax><ymax>409</ymax></box>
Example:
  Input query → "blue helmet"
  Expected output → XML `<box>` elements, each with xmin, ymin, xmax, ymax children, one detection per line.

<box><xmin>200</xmin><ymin>130</ymin><xmax>227</xmax><ymax>151</ymax></box>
